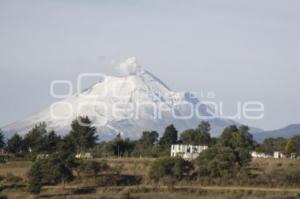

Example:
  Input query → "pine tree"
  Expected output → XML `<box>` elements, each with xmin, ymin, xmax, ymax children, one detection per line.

<box><xmin>0</xmin><ymin>129</ymin><xmax>5</xmax><ymax>149</ymax></box>
<box><xmin>23</xmin><ymin>122</ymin><xmax>47</xmax><ymax>152</ymax></box>
<box><xmin>159</xmin><ymin>124</ymin><xmax>178</xmax><ymax>150</ymax></box>
<box><xmin>6</xmin><ymin>134</ymin><xmax>23</xmax><ymax>153</ymax></box>
<box><xmin>284</xmin><ymin>139</ymin><xmax>297</xmax><ymax>156</ymax></box>
<box><xmin>69</xmin><ymin>116</ymin><xmax>98</xmax><ymax>153</ymax></box>
<box><xmin>28</xmin><ymin>161</ymin><xmax>43</xmax><ymax>195</ymax></box>
<box><xmin>218</xmin><ymin>125</ymin><xmax>254</xmax><ymax>166</ymax></box>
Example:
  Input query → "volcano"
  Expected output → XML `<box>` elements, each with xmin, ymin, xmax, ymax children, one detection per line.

<box><xmin>2</xmin><ymin>57</ymin><xmax>257</xmax><ymax>140</ymax></box>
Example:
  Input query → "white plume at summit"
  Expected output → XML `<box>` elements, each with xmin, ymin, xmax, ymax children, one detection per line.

<box><xmin>119</xmin><ymin>57</ymin><xmax>142</xmax><ymax>75</ymax></box>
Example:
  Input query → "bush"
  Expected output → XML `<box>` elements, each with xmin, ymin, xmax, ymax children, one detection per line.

<box><xmin>0</xmin><ymin>194</ymin><xmax>7</xmax><ymax>199</ymax></box>
<box><xmin>196</xmin><ymin>146</ymin><xmax>239</xmax><ymax>178</ymax></box>
<box><xmin>4</xmin><ymin>173</ymin><xmax>23</xmax><ymax>184</ymax></box>
<box><xmin>28</xmin><ymin>181</ymin><xmax>42</xmax><ymax>195</ymax></box>
<box><xmin>28</xmin><ymin>160</ymin><xmax>43</xmax><ymax>194</ymax></box>
<box><xmin>99</xmin><ymin>196</ymin><xmax>112</xmax><ymax>199</ymax></box>
<box><xmin>149</xmin><ymin>157</ymin><xmax>193</xmax><ymax>181</ymax></box>
<box><xmin>71</xmin><ymin>187</ymin><xmax>96</xmax><ymax>195</ymax></box>
<box><xmin>78</xmin><ymin>160</ymin><xmax>109</xmax><ymax>178</ymax></box>
<box><xmin>119</xmin><ymin>190</ymin><xmax>139</xmax><ymax>199</ymax></box>
<box><xmin>284</xmin><ymin>168</ymin><xmax>300</xmax><ymax>185</ymax></box>
<box><xmin>96</xmin><ymin>175</ymin><xmax>142</xmax><ymax>187</ymax></box>
<box><xmin>227</xmin><ymin>192</ymin><xmax>244</xmax><ymax>199</ymax></box>
<box><xmin>161</xmin><ymin>175</ymin><xmax>176</xmax><ymax>190</ymax></box>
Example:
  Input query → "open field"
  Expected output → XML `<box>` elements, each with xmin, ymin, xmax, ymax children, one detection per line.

<box><xmin>1</xmin><ymin>158</ymin><xmax>300</xmax><ymax>198</ymax></box>
<box><xmin>3</xmin><ymin>185</ymin><xmax>300</xmax><ymax>199</ymax></box>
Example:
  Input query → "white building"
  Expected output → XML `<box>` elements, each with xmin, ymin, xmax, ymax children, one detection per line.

<box><xmin>273</xmin><ymin>151</ymin><xmax>286</xmax><ymax>159</ymax></box>
<box><xmin>251</xmin><ymin>151</ymin><xmax>272</xmax><ymax>159</ymax></box>
<box><xmin>171</xmin><ymin>144</ymin><xmax>208</xmax><ymax>160</ymax></box>
<box><xmin>75</xmin><ymin>152</ymin><xmax>93</xmax><ymax>159</ymax></box>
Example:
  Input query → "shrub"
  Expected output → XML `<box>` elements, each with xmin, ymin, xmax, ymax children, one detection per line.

<box><xmin>79</xmin><ymin>160</ymin><xmax>110</xmax><ymax>178</ymax></box>
<box><xmin>96</xmin><ymin>175</ymin><xmax>142</xmax><ymax>187</ymax></box>
<box><xmin>28</xmin><ymin>181</ymin><xmax>42</xmax><ymax>195</ymax></box>
<box><xmin>276</xmin><ymin>162</ymin><xmax>282</xmax><ymax>167</ymax></box>
<box><xmin>0</xmin><ymin>194</ymin><xmax>7</xmax><ymax>199</ymax></box>
<box><xmin>119</xmin><ymin>190</ymin><xmax>139</xmax><ymax>199</ymax></box>
<box><xmin>71</xmin><ymin>187</ymin><xmax>96</xmax><ymax>195</ymax></box>
<box><xmin>149</xmin><ymin>157</ymin><xmax>193</xmax><ymax>181</ymax></box>
<box><xmin>28</xmin><ymin>160</ymin><xmax>43</xmax><ymax>194</ymax></box>
<box><xmin>96</xmin><ymin>175</ymin><xmax>118</xmax><ymax>186</ymax></box>
<box><xmin>99</xmin><ymin>196</ymin><xmax>112</xmax><ymax>199</ymax></box>
<box><xmin>284</xmin><ymin>168</ymin><xmax>300</xmax><ymax>185</ymax></box>
<box><xmin>196</xmin><ymin>146</ymin><xmax>239</xmax><ymax>178</ymax></box>
<box><xmin>227</xmin><ymin>192</ymin><xmax>244</xmax><ymax>199</ymax></box>
<box><xmin>161</xmin><ymin>175</ymin><xmax>176</xmax><ymax>190</ymax></box>
<box><xmin>4</xmin><ymin>173</ymin><xmax>23</xmax><ymax>184</ymax></box>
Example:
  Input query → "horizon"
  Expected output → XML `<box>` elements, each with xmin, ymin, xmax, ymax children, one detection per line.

<box><xmin>1</xmin><ymin>0</ymin><xmax>300</xmax><ymax>131</ymax></box>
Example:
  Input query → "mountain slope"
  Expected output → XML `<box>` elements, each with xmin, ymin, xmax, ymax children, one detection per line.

<box><xmin>2</xmin><ymin>57</ymin><xmax>260</xmax><ymax>140</ymax></box>
<box><xmin>253</xmin><ymin>124</ymin><xmax>300</xmax><ymax>142</ymax></box>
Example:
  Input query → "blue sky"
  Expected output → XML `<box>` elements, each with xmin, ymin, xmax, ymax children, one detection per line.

<box><xmin>0</xmin><ymin>0</ymin><xmax>300</xmax><ymax>130</ymax></box>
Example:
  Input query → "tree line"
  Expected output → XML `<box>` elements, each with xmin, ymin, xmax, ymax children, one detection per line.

<box><xmin>1</xmin><ymin>118</ymin><xmax>300</xmax><ymax>159</ymax></box>
<box><xmin>1</xmin><ymin>117</ymin><xmax>300</xmax><ymax>197</ymax></box>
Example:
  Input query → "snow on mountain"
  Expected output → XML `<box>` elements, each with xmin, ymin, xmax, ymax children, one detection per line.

<box><xmin>2</xmin><ymin>57</ymin><xmax>258</xmax><ymax>140</ymax></box>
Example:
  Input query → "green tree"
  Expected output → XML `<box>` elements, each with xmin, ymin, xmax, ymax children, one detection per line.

<box><xmin>284</xmin><ymin>139</ymin><xmax>297</xmax><ymax>156</ymax></box>
<box><xmin>40</xmin><ymin>131</ymin><xmax>61</xmax><ymax>153</ymax></box>
<box><xmin>140</xmin><ymin>131</ymin><xmax>158</xmax><ymax>148</ymax></box>
<box><xmin>57</xmin><ymin>136</ymin><xmax>77</xmax><ymax>169</ymax></box>
<box><xmin>197</xmin><ymin>121</ymin><xmax>211</xmax><ymax>135</ymax></box>
<box><xmin>196</xmin><ymin>146</ymin><xmax>238</xmax><ymax>177</ymax></box>
<box><xmin>159</xmin><ymin>124</ymin><xmax>178</xmax><ymax>150</ymax></box>
<box><xmin>31</xmin><ymin>153</ymin><xmax>74</xmax><ymax>186</ymax></box>
<box><xmin>180</xmin><ymin>122</ymin><xmax>211</xmax><ymax>145</ymax></box>
<box><xmin>218</xmin><ymin>125</ymin><xmax>255</xmax><ymax>166</ymax></box>
<box><xmin>80</xmin><ymin>160</ymin><xmax>109</xmax><ymax>180</ymax></box>
<box><xmin>132</xmin><ymin>131</ymin><xmax>159</xmax><ymax>157</ymax></box>
<box><xmin>149</xmin><ymin>157</ymin><xmax>193</xmax><ymax>182</ymax></box>
<box><xmin>290</xmin><ymin>135</ymin><xmax>300</xmax><ymax>154</ymax></box>
<box><xmin>28</xmin><ymin>161</ymin><xmax>43</xmax><ymax>195</ymax></box>
<box><xmin>0</xmin><ymin>129</ymin><xmax>5</xmax><ymax>149</ymax></box>
<box><xmin>195</xmin><ymin>121</ymin><xmax>211</xmax><ymax>145</ymax></box>
<box><xmin>257</xmin><ymin>137</ymin><xmax>287</xmax><ymax>154</ymax></box>
<box><xmin>23</xmin><ymin>122</ymin><xmax>47</xmax><ymax>153</ymax></box>
<box><xmin>69</xmin><ymin>116</ymin><xmax>98</xmax><ymax>152</ymax></box>
<box><xmin>106</xmin><ymin>134</ymin><xmax>135</xmax><ymax>157</ymax></box>
<box><xmin>180</xmin><ymin>129</ymin><xmax>197</xmax><ymax>145</ymax></box>
<box><xmin>6</xmin><ymin>134</ymin><xmax>23</xmax><ymax>154</ymax></box>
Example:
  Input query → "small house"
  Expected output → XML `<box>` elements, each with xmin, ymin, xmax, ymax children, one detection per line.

<box><xmin>251</xmin><ymin>151</ymin><xmax>272</xmax><ymax>159</ymax></box>
<box><xmin>75</xmin><ymin>152</ymin><xmax>93</xmax><ymax>159</ymax></box>
<box><xmin>171</xmin><ymin>144</ymin><xmax>208</xmax><ymax>160</ymax></box>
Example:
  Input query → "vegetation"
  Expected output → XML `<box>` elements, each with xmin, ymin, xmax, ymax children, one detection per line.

<box><xmin>6</xmin><ymin>134</ymin><xmax>23</xmax><ymax>154</ymax></box>
<box><xmin>68</xmin><ymin>116</ymin><xmax>98</xmax><ymax>153</ymax></box>
<box><xmin>149</xmin><ymin>157</ymin><xmax>193</xmax><ymax>182</ymax></box>
<box><xmin>256</xmin><ymin>135</ymin><xmax>300</xmax><ymax>157</ymax></box>
<box><xmin>27</xmin><ymin>161</ymin><xmax>43</xmax><ymax>194</ymax></box>
<box><xmin>0</xmin><ymin>129</ymin><xmax>5</xmax><ymax>150</ymax></box>
<box><xmin>180</xmin><ymin>121</ymin><xmax>211</xmax><ymax>145</ymax></box>
<box><xmin>1</xmin><ymin>118</ymin><xmax>300</xmax><ymax>198</ymax></box>
<box><xmin>158</xmin><ymin>124</ymin><xmax>178</xmax><ymax>150</ymax></box>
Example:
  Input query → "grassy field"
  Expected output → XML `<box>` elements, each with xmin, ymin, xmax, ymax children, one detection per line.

<box><xmin>1</xmin><ymin>158</ymin><xmax>300</xmax><ymax>199</ymax></box>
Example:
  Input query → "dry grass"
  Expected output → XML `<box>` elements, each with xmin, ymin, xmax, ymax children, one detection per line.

<box><xmin>251</xmin><ymin>158</ymin><xmax>300</xmax><ymax>172</ymax></box>
<box><xmin>0</xmin><ymin>161</ymin><xmax>31</xmax><ymax>178</ymax></box>
<box><xmin>95</xmin><ymin>157</ymin><xmax>154</xmax><ymax>177</ymax></box>
<box><xmin>4</xmin><ymin>186</ymin><xmax>299</xmax><ymax>199</ymax></box>
<box><xmin>2</xmin><ymin>158</ymin><xmax>300</xmax><ymax>198</ymax></box>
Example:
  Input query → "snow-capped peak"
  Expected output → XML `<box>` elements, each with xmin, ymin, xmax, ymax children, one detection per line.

<box><xmin>2</xmin><ymin>58</ymin><xmax>244</xmax><ymax>140</ymax></box>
